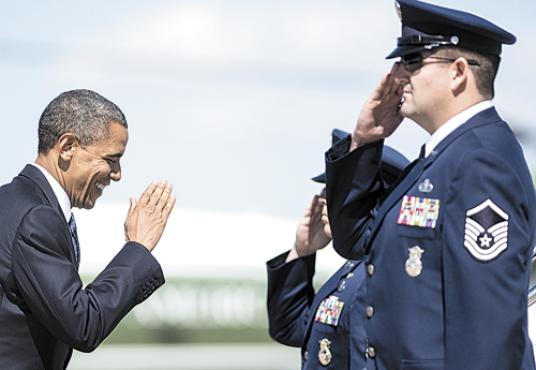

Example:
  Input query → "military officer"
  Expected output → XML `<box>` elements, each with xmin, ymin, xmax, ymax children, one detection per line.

<box><xmin>325</xmin><ymin>1</ymin><xmax>535</xmax><ymax>369</ymax></box>
<box><xmin>267</xmin><ymin>130</ymin><xmax>409</xmax><ymax>369</ymax></box>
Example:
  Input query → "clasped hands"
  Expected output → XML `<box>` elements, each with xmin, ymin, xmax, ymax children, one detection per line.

<box><xmin>124</xmin><ymin>181</ymin><xmax>176</xmax><ymax>252</ymax></box>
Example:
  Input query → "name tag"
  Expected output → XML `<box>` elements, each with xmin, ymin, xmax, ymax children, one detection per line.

<box><xmin>397</xmin><ymin>195</ymin><xmax>440</xmax><ymax>228</ymax></box>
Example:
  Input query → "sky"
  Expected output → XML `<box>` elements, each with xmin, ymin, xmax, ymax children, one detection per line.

<box><xmin>1</xmin><ymin>0</ymin><xmax>535</xmax><ymax>273</ymax></box>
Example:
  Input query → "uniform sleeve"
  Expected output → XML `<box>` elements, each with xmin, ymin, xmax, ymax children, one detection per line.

<box><xmin>442</xmin><ymin>149</ymin><xmax>534</xmax><ymax>370</ymax></box>
<box><xmin>11</xmin><ymin>205</ymin><xmax>165</xmax><ymax>353</ymax></box>
<box><xmin>325</xmin><ymin>140</ymin><xmax>385</xmax><ymax>259</ymax></box>
<box><xmin>266</xmin><ymin>251</ymin><xmax>316</xmax><ymax>347</ymax></box>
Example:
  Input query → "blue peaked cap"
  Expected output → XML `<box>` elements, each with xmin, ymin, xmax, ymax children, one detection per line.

<box><xmin>312</xmin><ymin>129</ymin><xmax>410</xmax><ymax>183</ymax></box>
<box><xmin>386</xmin><ymin>0</ymin><xmax>516</xmax><ymax>59</ymax></box>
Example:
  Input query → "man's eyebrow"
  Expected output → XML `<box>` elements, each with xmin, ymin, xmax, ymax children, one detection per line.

<box><xmin>105</xmin><ymin>152</ymin><xmax>124</xmax><ymax>159</ymax></box>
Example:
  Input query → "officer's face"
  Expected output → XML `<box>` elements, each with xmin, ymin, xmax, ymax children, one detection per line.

<box><xmin>398</xmin><ymin>52</ymin><xmax>452</xmax><ymax>130</ymax></box>
<box><xmin>67</xmin><ymin>122</ymin><xmax>128</xmax><ymax>209</ymax></box>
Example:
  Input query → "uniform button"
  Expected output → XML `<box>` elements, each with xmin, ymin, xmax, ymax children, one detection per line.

<box><xmin>367</xmin><ymin>264</ymin><xmax>375</xmax><ymax>277</ymax></box>
<box><xmin>366</xmin><ymin>306</ymin><xmax>374</xmax><ymax>318</ymax></box>
<box><xmin>366</xmin><ymin>345</ymin><xmax>376</xmax><ymax>358</ymax></box>
<box><xmin>303</xmin><ymin>351</ymin><xmax>308</xmax><ymax>360</ymax></box>
<box><xmin>346</xmin><ymin>272</ymin><xmax>354</xmax><ymax>279</ymax></box>
<box><xmin>337</xmin><ymin>280</ymin><xmax>346</xmax><ymax>292</ymax></box>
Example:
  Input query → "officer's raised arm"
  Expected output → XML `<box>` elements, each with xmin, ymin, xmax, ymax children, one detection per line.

<box><xmin>324</xmin><ymin>126</ymin><xmax>410</xmax><ymax>260</ymax></box>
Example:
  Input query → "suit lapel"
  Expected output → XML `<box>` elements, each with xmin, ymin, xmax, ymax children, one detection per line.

<box><xmin>364</xmin><ymin>107</ymin><xmax>502</xmax><ymax>252</ymax></box>
<box><xmin>18</xmin><ymin>165</ymin><xmax>77</xmax><ymax>266</ymax></box>
<box><xmin>19</xmin><ymin>164</ymin><xmax>63</xmax><ymax>216</ymax></box>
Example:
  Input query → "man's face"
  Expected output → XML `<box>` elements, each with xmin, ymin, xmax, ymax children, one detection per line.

<box><xmin>67</xmin><ymin>121</ymin><xmax>128</xmax><ymax>209</ymax></box>
<box><xmin>397</xmin><ymin>51</ymin><xmax>452</xmax><ymax>123</ymax></box>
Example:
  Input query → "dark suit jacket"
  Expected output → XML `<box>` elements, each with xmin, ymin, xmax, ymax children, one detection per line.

<box><xmin>0</xmin><ymin>165</ymin><xmax>165</xmax><ymax>370</ymax></box>
<box><xmin>325</xmin><ymin>107</ymin><xmax>536</xmax><ymax>370</ymax></box>
<box><xmin>267</xmin><ymin>252</ymin><xmax>367</xmax><ymax>369</ymax></box>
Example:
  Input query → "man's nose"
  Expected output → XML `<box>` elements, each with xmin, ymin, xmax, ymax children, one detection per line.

<box><xmin>110</xmin><ymin>163</ymin><xmax>121</xmax><ymax>182</ymax></box>
<box><xmin>393</xmin><ymin>61</ymin><xmax>410</xmax><ymax>79</ymax></box>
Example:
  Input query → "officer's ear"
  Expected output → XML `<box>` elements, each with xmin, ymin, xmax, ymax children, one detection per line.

<box><xmin>449</xmin><ymin>58</ymin><xmax>469</xmax><ymax>96</ymax></box>
<box><xmin>57</xmin><ymin>133</ymin><xmax>77</xmax><ymax>163</ymax></box>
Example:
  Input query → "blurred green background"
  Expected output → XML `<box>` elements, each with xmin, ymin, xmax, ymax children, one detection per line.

<box><xmin>70</xmin><ymin>275</ymin><xmax>338</xmax><ymax>369</ymax></box>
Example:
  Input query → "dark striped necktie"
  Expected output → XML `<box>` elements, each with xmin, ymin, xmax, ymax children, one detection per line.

<box><xmin>68</xmin><ymin>214</ymin><xmax>80</xmax><ymax>268</ymax></box>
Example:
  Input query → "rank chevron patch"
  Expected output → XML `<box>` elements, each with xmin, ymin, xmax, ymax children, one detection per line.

<box><xmin>464</xmin><ymin>199</ymin><xmax>509</xmax><ymax>261</ymax></box>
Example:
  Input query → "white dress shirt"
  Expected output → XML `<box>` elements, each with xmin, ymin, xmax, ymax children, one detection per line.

<box><xmin>30</xmin><ymin>162</ymin><xmax>72</xmax><ymax>222</ymax></box>
<box><xmin>424</xmin><ymin>100</ymin><xmax>493</xmax><ymax>158</ymax></box>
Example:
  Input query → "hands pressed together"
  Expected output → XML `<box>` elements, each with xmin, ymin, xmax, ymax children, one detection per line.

<box><xmin>124</xmin><ymin>180</ymin><xmax>176</xmax><ymax>252</ymax></box>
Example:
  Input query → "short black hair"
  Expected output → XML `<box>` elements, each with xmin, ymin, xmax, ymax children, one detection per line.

<box><xmin>38</xmin><ymin>89</ymin><xmax>128</xmax><ymax>154</ymax></box>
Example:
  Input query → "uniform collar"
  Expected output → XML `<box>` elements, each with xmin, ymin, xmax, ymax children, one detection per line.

<box><xmin>30</xmin><ymin>162</ymin><xmax>72</xmax><ymax>222</ymax></box>
<box><xmin>425</xmin><ymin>100</ymin><xmax>493</xmax><ymax>158</ymax></box>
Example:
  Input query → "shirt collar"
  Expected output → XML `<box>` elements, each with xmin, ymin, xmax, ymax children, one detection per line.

<box><xmin>30</xmin><ymin>162</ymin><xmax>72</xmax><ymax>222</ymax></box>
<box><xmin>424</xmin><ymin>100</ymin><xmax>493</xmax><ymax>157</ymax></box>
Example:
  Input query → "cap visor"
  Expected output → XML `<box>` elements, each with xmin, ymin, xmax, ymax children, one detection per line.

<box><xmin>311</xmin><ymin>173</ymin><xmax>326</xmax><ymax>183</ymax></box>
<box><xmin>386</xmin><ymin>44</ymin><xmax>428</xmax><ymax>59</ymax></box>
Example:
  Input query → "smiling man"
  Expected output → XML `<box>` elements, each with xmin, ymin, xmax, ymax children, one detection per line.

<box><xmin>0</xmin><ymin>89</ymin><xmax>176</xmax><ymax>370</ymax></box>
<box><xmin>324</xmin><ymin>1</ymin><xmax>535</xmax><ymax>369</ymax></box>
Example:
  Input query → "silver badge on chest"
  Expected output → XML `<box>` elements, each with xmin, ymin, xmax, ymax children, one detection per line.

<box><xmin>405</xmin><ymin>246</ymin><xmax>424</xmax><ymax>277</ymax></box>
<box><xmin>318</xmin><ymin>338</ymin><xmax>332</xmax><ymax>366</ymax></box>
<box><xmin>418</xmin><ymin>178</ymin><xmax>434</xmax><ymax>193</ymax></box>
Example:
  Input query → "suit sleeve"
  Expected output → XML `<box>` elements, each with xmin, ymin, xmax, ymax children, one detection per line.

<box><xmin>325</xmin><ymin>140</ymin><xmax>385</xmax><ymax>259</ymax></box>
<box><xmin>266</xmin><ymin>251</ymin><xmax>316</xmax><ymax>347</ymax></box>
<box><xmin>442</xmin><ymin>148</ymin><xmax>534</xmax><ymax>370</ymax></box>
<box><xmin>11</xmin><ymin>205</ymin><xmax>165</xmax><ymax>352</ymax></box>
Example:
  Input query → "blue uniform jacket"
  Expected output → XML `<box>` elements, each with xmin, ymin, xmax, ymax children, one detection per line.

<box><xmin>267</xmin><ymin>251</ymin><xmax>367</xmax><ymax>369</ymax></box>
<box><xmin>325</xmin><ymin>107</ymin><xmax>536</xmax><ymax>370</ymax></box>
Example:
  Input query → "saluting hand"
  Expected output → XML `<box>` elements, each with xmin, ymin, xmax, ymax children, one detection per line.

<box><xmin>351</xmin><ymin>62</ymin><xmax>405</xmax><ymax>150</ymax></box>
<box><xmin>286</xmin><ymin>193</ymin><xmax>331</xmax><ymax>262</ymax></box>
<box><xmin>124</xmin><ymin>180</ymin><xmax>176</xmax><ymax>252</ymax></box>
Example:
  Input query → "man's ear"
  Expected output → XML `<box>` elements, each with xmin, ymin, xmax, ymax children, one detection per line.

<box><xmin>57</xmin><ymin>133</ymin><xmax>77</xmax><ymax>162</ymax></box>
<box><xmin>450</xmin><ymin>58</ymin><xmax>469</xmax><ymax>97</ymax></box>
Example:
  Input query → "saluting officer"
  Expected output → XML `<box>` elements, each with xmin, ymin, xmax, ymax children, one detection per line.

<box><xmin>267</xmin><ymin>130</ymin><xmax>409</xmax><ymax>369</ymax></box>
<box><xmin>325</xmin><ymin>1</ymin><xmax>536</xmax><ymax>369</ymax></box>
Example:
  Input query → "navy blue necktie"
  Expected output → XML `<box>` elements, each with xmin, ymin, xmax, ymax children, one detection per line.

<box><xmin>419</xmin><ymin>143</ymin><xmax>426</xmax><ymax>159</ymax></box>
<box><xmin>68</xmin><ymin>214</ymin><xmax>80</xmax><ymax>268</ymax></box>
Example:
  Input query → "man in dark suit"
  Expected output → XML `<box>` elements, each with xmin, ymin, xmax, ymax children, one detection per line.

<box><xmin>267</xmin><ymin>131</ymin><xmax>409</xmax><ymax>369</ymax></box>
<box><xmin>325</xmin><ymin>1</ymin><xmax>535</xmax><ymax>369</ymax></box>
<box><xmin>0</xmin><ymin>89</ymin><xmax>176</xmax><ymax>370</ymax></box>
